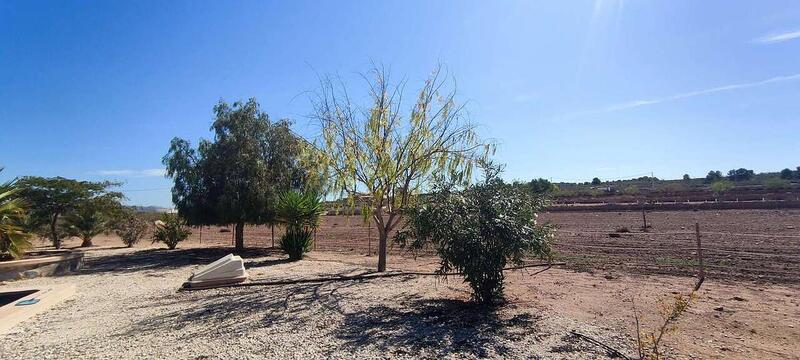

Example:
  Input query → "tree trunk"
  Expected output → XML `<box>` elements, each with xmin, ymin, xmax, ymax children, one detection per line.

<box><xmin>80</xmin><ymin>237</ymin><xmax>93</xmax><ymax>247</ymax></box>
<box><xmin>377</xmin><ymin>229</ymin><xmax>388</xmax><ymax>272</ymax></box>
<box><xmin>235</xmin><ymin>222</ymin><xmax>245</xmax><ymax>251</ymax></box>
<box><xmin>50</xmin><ymin>214</ymin><xmax>60</xmax><ymax>249</ymax></box>
<box><xmin>271</xmin><ymin>224</ymin><xmax>275</xmax><ymax>248</ymax></box>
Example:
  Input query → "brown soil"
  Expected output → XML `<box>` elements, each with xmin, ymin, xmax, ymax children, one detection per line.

<box><xmin>542</xmin><ymin>209</ymin><xmax>800</xmax><ymax>283</ymax></box>
<box><xmin>44</xmin><ymin>209</ymin><xmax>800</xmax><ymax>284</ymax></box>
<box><xmin>29</xmin><ymin>209</ymin><xmax>799</xmax><ymax>358</ymax></box>
<box><xmin>303</xmin><ymin>252</ymin><xmax>800</xmax><ymax>359</ymax></box>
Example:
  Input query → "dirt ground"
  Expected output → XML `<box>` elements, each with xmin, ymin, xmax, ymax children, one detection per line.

<box><xmin>5</xmin><ymin>246</ymin><xmax>798</xmax><ymax>359</ymax></box>
<box><xmin>31</xmin><ymin>209</ymin><xmax>800</xmax><ymax>358</ymax></box>
<box><xmin>1</xmin><ymin>247</ymin><xmax>631</xmax><ymax>359</ymax></box>
<box><xmin>62</xmin><ymin>209</ymin><xmax>800</xmax><ymax>283</ymax></box>
<box><xmin>305</xmin><ymin>252</ymin><xmax>800</xmax><ymax>359</ymax></box>
<box><xmin>542</xmin><ymin>209</ymin><xmax>800</xmax><ymax>282</ymax></box>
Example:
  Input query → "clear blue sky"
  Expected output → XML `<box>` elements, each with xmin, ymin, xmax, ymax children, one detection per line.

<box><xmin>2</xmin><ymin>1</ymin><xmax>799</xmax><ymax>207</ymax></box>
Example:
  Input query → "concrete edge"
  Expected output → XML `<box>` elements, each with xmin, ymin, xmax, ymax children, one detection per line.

<box><xmin>0</xmin><ymin>284</ymin><xmax>76</xmax><ymax>335</ymax></box>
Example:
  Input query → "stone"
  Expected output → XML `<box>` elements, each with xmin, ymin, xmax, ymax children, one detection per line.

<box><xmin>21</xmin><ymin>270</ymin><xmax>40</xmax><ymax>279</ymax></box>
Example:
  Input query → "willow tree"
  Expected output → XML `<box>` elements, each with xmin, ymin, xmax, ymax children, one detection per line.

<box><xmin>163</xmin><ymin>99</ymin><xmax>319</xmax><ymax>251</ymax></box>
<box><xmin>312</xmin><ymin>66</ymin><xmax>492</xmax><ymax>272</ymax></box>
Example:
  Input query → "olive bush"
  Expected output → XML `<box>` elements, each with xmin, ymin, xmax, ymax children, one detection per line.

<box><xmin>396</xmin><ymin>162</ymin><xmax>554</xmax><ymax>304</ymax></box>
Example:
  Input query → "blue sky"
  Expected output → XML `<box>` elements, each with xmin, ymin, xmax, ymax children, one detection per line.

<box><xmin>2</xmin><ymin>0</ymin><xmax>799</xmax><ymax>207</ymax></box>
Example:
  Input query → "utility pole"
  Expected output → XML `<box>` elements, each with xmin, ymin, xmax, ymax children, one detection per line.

<box><xmin>651</xmin><ymin>171</ymin><xmax>655</xmax><ymax>190</ymax></box>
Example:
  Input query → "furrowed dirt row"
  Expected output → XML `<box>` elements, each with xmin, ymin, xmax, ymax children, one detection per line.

<box><xmin>173</xmin><ymin>209</ymin><xmax>800</xmax><ymax>283</ymax></box>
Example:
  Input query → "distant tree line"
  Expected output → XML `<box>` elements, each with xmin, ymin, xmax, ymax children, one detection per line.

<box><xmin>780</xmin><ymin>167</ymin><xmax>800</xmax><ymax>180</ymax></box>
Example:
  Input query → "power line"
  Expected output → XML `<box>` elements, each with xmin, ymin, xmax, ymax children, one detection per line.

<box><xmin>121</xmin><ymin>187</ymin><xmax>171</xmax><ymax>192</ymax></box>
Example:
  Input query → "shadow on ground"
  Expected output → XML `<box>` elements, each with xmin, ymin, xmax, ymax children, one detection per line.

<box><xmin>116</xmin><ymin>274</ymin><xmax>372</xmax><ymax>340</ymax></box>
<box><xmin>103</xmin><ymin>250</ymin><xmax>546</xmax><ymax>358</ymax></box>
<box><xmin>80</xmin><ymin>247</ymin><xmax>290</xmax><ymax>275</ymax></box>
<box><xmin>336</xmin><ymin>298</ymin><xmax>541</xmax><ymax>358</ymax></box>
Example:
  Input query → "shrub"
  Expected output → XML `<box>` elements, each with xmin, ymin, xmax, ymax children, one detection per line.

<box><xmin>151</xmin><ymin>213</ymin><xmax>191</xmax><ymax>250</ymax></box>
<box><xmin>710</xmin><ymin>180</ymin><xmax>733</xmax><ymax>195</ymax></box>
<box><xmin>764</xmin><ymin>177</ymin><xmax>790</xmax><ymax>190</ymax></box>
<box><xmin>396</xmin><ymin>162</ymin><xmax>554</xmax><ymax>304</ymax></box>
<box><xmin>114</xmin><ymin>212</ymin><xmax>148</xmax><ymax>248</ymax></box>
<box><xmin>527</xmin><ymin>178</ymin><xmax>557</xmax><ymax>194</ymax></box>
<box><xmin>276</xmin><ymin>191</ymin><xmax>323</xmax><ymax>260</ymax></box>
<box><xmin>633</xmin><ymin>292</ymin><xmax>695</xmax><ymax>360</ymax></box>
<box><xmin>780</xmin><ymin>168</ymin><xmax>794</xmax><ymax>180</ymax></box>
<box><xmin>591</xmin><ymin>177</ymin><xmax>602</xmax><ymax>185</ymax></box>
<box><xmin>659</xmin><ymin>183</ymin><xmax>686</xmax><ymax>193</ymax></box>
<box><xmin>622</xmin><ymin>185</ymin><xmax>640</xmax><ymax>195</ymax></box>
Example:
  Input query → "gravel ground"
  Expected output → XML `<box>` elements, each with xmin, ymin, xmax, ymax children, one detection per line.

<box><xmin>0</xmin><ymin>247</ymin><xmax>629</xmax><ymax>359</ymax></box>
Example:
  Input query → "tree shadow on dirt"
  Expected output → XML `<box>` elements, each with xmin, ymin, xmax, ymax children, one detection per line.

<box><xmin>115</xmin><ymin>272</ymin><xmax>383</xmax><ymax>340</ymax></box>
<box><xmin>80</xmin><ymin>247</ymin><xmax>290</xmax><ymax>275</ymax></box>
<box><xmin>336</xmin><ymin>298</ymin><xmax>541</xmax><ymax>358</ymax></box>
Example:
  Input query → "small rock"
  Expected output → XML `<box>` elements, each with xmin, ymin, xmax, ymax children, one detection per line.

<box><xmin>714</xmin><ymin>306</ymin><xmax>724</xmax><ymax>311</ymax></box>
<box><xmin>732</xmin><ymin>296</ymin><xmax>747</xmax><ymax>302</ymax></box>
<box><xmin>21</xmin><ymin>270</ymin><xmax>40</xmax><ymax>279</ymax></box>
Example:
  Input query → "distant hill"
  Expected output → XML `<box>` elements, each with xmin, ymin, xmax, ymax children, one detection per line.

<box><xmin>131</xmin><ymin>205</ymin><xmax>174</xmax><ymax>213</ymax></box>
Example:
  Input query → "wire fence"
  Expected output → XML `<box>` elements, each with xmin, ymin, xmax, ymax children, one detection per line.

<box><xmin>179</xmin><ymin>212</ymin><xmax>800</xmax><ymax>283</ymax></box>
<box><xmin>552</xmin><ymin>225</ymin><xmax>800</xmax><ymax>283</ymax></box>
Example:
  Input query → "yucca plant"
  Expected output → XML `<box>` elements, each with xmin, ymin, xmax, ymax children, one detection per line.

<box><xmin>276</xmin><ymin>191</ymin><xmax>323</xmax><ymax>260</ymax></box>
<box><xmin>152</xmin><ymin>213</ymin><xmax>191</xmax><ymax>250</ymax></box>
<box><xmin>0</xmin><ymin>171</ymin><xmax>32</xmax><ymax>260</ymax></box>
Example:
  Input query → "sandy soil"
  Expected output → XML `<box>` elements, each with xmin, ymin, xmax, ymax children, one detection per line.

<box><xmin>2</xmin><ymin>246</ymin><xmax>798</xmax><ymax>359</ymax></box>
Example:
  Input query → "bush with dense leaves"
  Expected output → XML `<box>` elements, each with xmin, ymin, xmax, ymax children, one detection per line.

<box><xmin>396</xmin><ymin>162</ymin><xmax>554</xmax><ymax>304</ymax></box>
<box><xmin>152</xmin><ymin>213</ymin><xmax>191</xmax><ymax>250</ymax></box>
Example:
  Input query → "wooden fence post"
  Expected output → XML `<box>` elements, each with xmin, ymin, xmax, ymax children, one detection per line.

<box><xmin>641</xmin><ymin>205</ymin><xmax>648</xmax><ymax>231</ymax></box>
<box><xmin>694</xmin><ymin>222</ymin><xmax>705</xmax><ymax>291</ymax></box>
